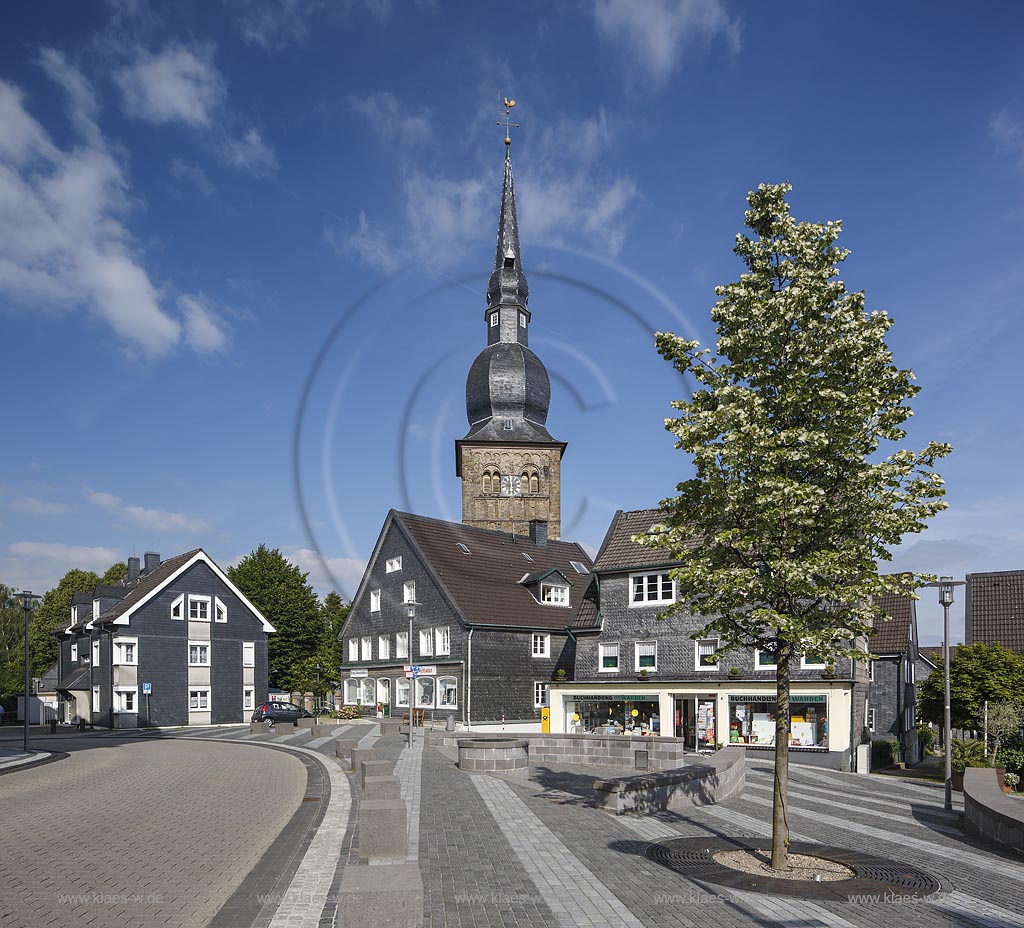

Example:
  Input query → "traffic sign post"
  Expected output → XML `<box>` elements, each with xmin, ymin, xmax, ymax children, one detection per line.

<box><xmin>142</xmin><ymin>683</ymin><xmax>152</xmax><ymax>728</ymax></box>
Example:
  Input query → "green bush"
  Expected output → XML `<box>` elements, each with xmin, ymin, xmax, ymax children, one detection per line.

<box><xmin>916</xmin><ymin>725</ymin><xmax>936</xmax><ymax>754</ymax></box>
<box><xmin>871</xmin><ymin>740</ymin><xmax>900</xmax><ymax>768</ymax></box>
<box><xmin>997</xmin><ymin>747</ymin><xmax>1024</xmax><ymax>778</ymax></box>
<box><xmin>950</xmin><ymin>738</ymin><xmax>988</xmax><ymax>774</ymax></box>
<box><xmin>1005</xmin><ymin>772</ymin><xmax>1020</xmax><ymax>791</ymax></box>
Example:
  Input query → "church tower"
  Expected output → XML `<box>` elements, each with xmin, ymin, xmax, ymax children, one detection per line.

<box><xmin>455</xmin><ymin>144</ymin><xmax>566</xmax><ymax>539</ymax></box>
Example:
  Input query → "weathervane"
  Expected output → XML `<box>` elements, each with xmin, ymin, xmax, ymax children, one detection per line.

<box><xmin>497</xmin><ymin>96</ymin><xmax>519</xmax><ymax>153</ymax></box>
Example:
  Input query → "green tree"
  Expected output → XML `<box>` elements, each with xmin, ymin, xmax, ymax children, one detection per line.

<box><xmin>101</xmin><ymin>562</ymin><xmax>128</xmax><ymax>585</ymax></box>
<box><xmin>29</xmin><ymin>569</ymin><xmax>101</xmax><ymax>678</ymax></box>
<box><xmin>919</xmin><ymin>643</ymin><xmax>1024</xmax><ymax>730</ymax></box>
<box><xmin>291</xmin><ymin>592</ymin><xmax>349</xmax><ymax>699</ymax></box>
<box><xmin>987</xmin><ymin>701</ymin><xmax>1024</xmax><ymax>767</ymax></box>
<box><xmin>641</xmin><ymin>183</ymin><xmax>950</xmax><ymax>870</ymax></box>
<box><xmin>227</xmin><ymin>545</ymin><xmax>321</xmax><ymax>691</ymax></box>
<box><xmin>0</xmin><ymin>586</ymin><xmax>25</xmax><ymax>696</ymax></box>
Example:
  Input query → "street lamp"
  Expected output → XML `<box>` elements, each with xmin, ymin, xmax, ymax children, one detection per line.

<box><xmin>314</xmin><ymin>662</ymin><xmax>322</xmax><ymax>721</ymax></box>
<box><xmin>406</xmin><ymin>601</ymin><xmax>420</xmax><ymax>749</ymax></box>
<box><xmin>19</xmin><ymin>591</ymin><xmax>40</xmax><ymax>754</ymax></box>
<box><xmin>924</xmin><ymin>576</ymin><xmax>965</xmax><ymax>812</ymax></box>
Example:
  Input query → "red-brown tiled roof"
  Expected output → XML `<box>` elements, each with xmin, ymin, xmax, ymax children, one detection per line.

<box><xmin>966</xmin><ymin>570</ymin><xmax>1024</xmax><ymax>654</ymax></box>
<box><xmin>869</xmin><ymin>590</ymin><xmax>914</xmax><ymax>654</ymax></box>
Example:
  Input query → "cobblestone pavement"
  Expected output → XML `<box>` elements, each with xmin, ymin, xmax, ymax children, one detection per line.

<box><xmin>0</xmin><ymin>734</ymin><xmax>306</xmax><ymax>928</ymax></box>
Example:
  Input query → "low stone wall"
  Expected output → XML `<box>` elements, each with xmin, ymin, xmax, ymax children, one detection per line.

<box><xmin>458</xmin><ymin>739</ymin><xmax>529</xmax><ymax>779</ymax></box>
<box><xmin>593</xmin><ymin>746</ymin><xmax>745</xmax><ymax>814</ymax></box>
<box><xmin>964</xmin><ymin>767</ymin><xmax>1024</xmax><ymax>855</ymax></box>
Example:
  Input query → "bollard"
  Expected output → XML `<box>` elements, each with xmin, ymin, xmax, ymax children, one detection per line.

<box><xmin>446</xmin><ymin>714</ymin><xmax>455</xmax><ymax>732</ymax></box>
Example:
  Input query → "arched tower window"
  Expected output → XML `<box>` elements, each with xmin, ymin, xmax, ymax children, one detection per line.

<box><xmin>482</xmin><ymin>468</ymin><xmax>498</xmax><ymax>494</ymax></box>
<box><xmin>530</xmin><ymin>473</ymin><xmax>539</xmax><ymax>494</ymax></box>
<box><xmin>482</xmin><ymin>472</ymin><xmax>491</xmax><ymax>494</ymax></box>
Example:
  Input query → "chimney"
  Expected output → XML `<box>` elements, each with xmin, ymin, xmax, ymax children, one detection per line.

<box><xmin>127</xmin><ymin>557</ymin><xmax>140</xmax><ymax>582</ymax></box>
<box><xmin>528</xmin><ymin>520</ymin><xmax>548</xmax><ymax>547</ymax></box>
<box><xmin>144</xmin><ymin>551</ymin><xmax>160</xmax><ymax>574</ymax></box>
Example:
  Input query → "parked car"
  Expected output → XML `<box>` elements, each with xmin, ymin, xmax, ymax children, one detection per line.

<box><xmin>251</xmin><ymin>702</ymin><xmax>313</xmax><ymax>726</ymax></box>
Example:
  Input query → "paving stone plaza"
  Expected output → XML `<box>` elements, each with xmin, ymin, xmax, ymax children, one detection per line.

<box><xmin>2</xmin><ymin>722</ymin><xmax>1023</xmax><ymax>928</ymax></box>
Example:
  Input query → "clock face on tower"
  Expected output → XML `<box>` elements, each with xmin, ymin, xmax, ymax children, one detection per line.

<box><xmin>499</xmin><ymin>474</ymin><xmax>522</xmax><ymax>497</ymax></box>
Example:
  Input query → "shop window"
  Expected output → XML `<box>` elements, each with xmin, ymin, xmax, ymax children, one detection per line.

<box><xmin>438</xmin><ymin>676</ymin><xmax>458</xmax><ymax>708</ymax></box>
<box><xmin>396</xmin><ymin>678</ymin><xmax>410</xmax><ymax>707</ymax></box>
<box><xmin>695</xmin><ymin>639</ymin><xmax>719</xmax><ymax>670</ymax></box>
<box><xmin>415</xmin><ymin>677</ymin><xmax>435</xmax><ymax>708</ymax></box>
<box><xmin>360</xmin><ymin>678</ymin><xmax>376</xmax><ymax>705</ymax></box>
<box><xmin>572</xmin><ymin>697</ymin><xmax>660</xmax><ymax>735</ymax></box>
<box><xmin>728</xmin><ymin>695</ymin><xmax>828</xmax><ymax>749</ymax></box>
<box><xmin>630</xmin><ymin>573</ymin><xmax>674</xmax><ymax>605</ymax></box>
<box><xmin>599</xmin><ymin>642</ymin><xmax>619</xmax><ymax>672</ymax></box>
<box><xmin>344</xmin><ymin>679</ymin><xmax>360</xmax><ymax>705</ymax></box>
<box><xmin>377</xmin><ymin>678</ymin><xmax>391</xmax><ymax>705</ymax></box>
<box><xmin>532</xmin><ymin>633</ymin><xmax>550</xmax><ymax>657</ymax></box>
<box><xmin>534</xmin><ymin>682</ymin><xmax>549</xmax><ymax>708</ymax></box>
<box><xmin>635</xmin><ymin>640</ymin><xmax>657</xmax><ymax>671</ymax></box>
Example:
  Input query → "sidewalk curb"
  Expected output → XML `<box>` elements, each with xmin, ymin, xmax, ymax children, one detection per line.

<box><xmin>0</xmin><ymin>751</ymin><xmax>66</xmax><ymax>776</ymax></box>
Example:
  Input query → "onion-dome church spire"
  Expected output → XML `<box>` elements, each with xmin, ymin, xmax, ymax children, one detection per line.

<box><xmin>456</xmin><ymin>114</ymin><xmax>566</xmax><ymax>540</ymax></box>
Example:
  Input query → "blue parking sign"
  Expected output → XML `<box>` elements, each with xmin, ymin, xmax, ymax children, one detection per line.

<box><xmin>142</xmin><ymin>682</ymin><xmax>152</xmax><ymax>694</ymax></box>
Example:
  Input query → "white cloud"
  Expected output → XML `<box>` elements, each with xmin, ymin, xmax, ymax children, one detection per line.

<box><xmin>350</xmin><ymin>92</ymin><xmax>432</xmax><ymax>145</ymax></box>
<box><xmin>593</xmin><ymin>0</ymin><xmax>741</xmax><ymax>84</ymax></box>
<box><xmin>85</xmin><ymin>489</ymin><xmax>211</xmax><ymax>533</ymax></box>
<box><xmin>228</xmin><ymin>0</ymin><xmax>325</xmax><ymax>51</ymax></box>
<box><xmin>0</xmin><ymin>57</ymin><xmax>185</xmax><ymax>356</ymax></box>
<box><xmin>170</xmin><ymin>158</ymin><xmax>215</xmax><ymax>197</ymax></box>
<box><xmin>7</xmin><ymin>497</ymin><xmax>68</xmax><ymax>516</ymax></box>
<box><xmin>991</xmin><ymin>109</ymin><xmax>1024</xmax><ymax>170</ymax></box>
<box><xmin>179</xmin><ymin>293</ymin><xmax>229</xmax><ymax>353</ymax></box>
<box><xmin>116</xmin><ymin>43</ymin><xmax>226</xmax><ymax>127</ymax></box>
<box><xmin>324</xmin><ymin>210</ymin><xmax>399</xmax><ymax>272</ymax></box>
<box><xmin>283</xmin><ymin>546</ymin><xmax>366</xmax><ymax>597</ymax></box>
<box><xmin>403</xmin><ymin>171</ymin><xmax>491</xmax><ymax>265</ymax></box>
<box><xmin>221</xmin><ymin>127</ymin><xmax>278</xmax><ymax>176</ymax></box>
<box><xmin>0</xmin><ymin>541</ymin><xmax>121</xmax><ymax>592</ymax></box>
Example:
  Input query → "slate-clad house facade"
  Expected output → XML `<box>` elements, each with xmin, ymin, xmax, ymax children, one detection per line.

<box><xmin>866</xmin><ymin>587</ymin><xmax>923</xmax><ymax>765</ymax></box>
<box><xmin>54</xmin><ymin>549</ymin><xmax>274</xmax><ymax>728</ymax></box>
<box><xmin>339</xmin><ymin>511</ymin><xmax>594</xmax><ymax>728</ymax></box>
<box><xmin>550</xmin><ymin>509</ymin><xmax>871</xmax><ymax>770</ymax></box>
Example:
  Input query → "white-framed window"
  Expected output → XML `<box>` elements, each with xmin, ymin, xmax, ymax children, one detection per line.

<box><xmin>386</xmin><ymin>556</ymin><xmax>403</xmax><ymax>573</ymax></box>
<box><xmin>188</xmin><ymin>687</ymin><xmax>211</xmax><ymax>711</ymax></box>
<box><xmin>755</xmin><ymin>649</ymin><xmax>777</xmax><ymax>669</ymax></box>
<box><xmin>92</xmin><ymin>639</ymin><xmax>100</xmax><ymax>666</ymax></box>
<box><xmin>438</xmin><ymin>676</ymin><xmax>458</xmax><ymax>708</ymax></box>
<box><xmin>867</xmin><ymin>705</ymin><xmax>876</xmax><ymax>733</ymax></box>
<box><xmin>540</xmin><ymin>583</ymin><xmax>569</xmax><ymax>606</ymax></box>
<box><xmin>71</xmin><ymin>642</ymin><xmax>78</xmax><ymax>663</ymax></box>
<box><xmin>71</xmin><ymin>605</ymin><xmax>79</xmax><ymax>623</ymax></box>
<box><xmin>243</xmin><ymin>689</ymin><xmax>254</xmax><ymax>711</ymax></box>
<box><xmin>370</xmin><ymin>589</ymin><xmax>381</xmax><ymax>613</ymax></box>
<box><xmin>800</xmin><ymin>652</ymin><xmax>828</xmax><ymax>670</ymax></box>
<box><xmin>435</xmin><ymin>626</ymin><xmax>450</xmax><ymax>656</ymax></box>
<box><xmin>361</xmin><ymin>636</ymin><xmax>372</xmax><ymax>661</ymax></box>
<box><xmin>403</xmin><ymin>580</ymin><xmax>416</xmax><ymax>604</ymax></box>
<box><xmin>360</xmin><ymin>678</ymin><xmax>376</xmax><ymax>704</ymax></box>
<box><xmin>868</xmin><ymin>660</ymin><xmax>875</xmax><ymax>682</ymax></box>
<box><xmin>91</xmin><ymin>684</ymin><xmax>100</xmax><ymax>712</ymax></box>
<box><xmin>188</xmin><ymin>641</ymin><xmax>211</xmax><ymax>666</ymax></box>
<box><xmin>519</xmin><ymin>311</ymin><xmax>526</xmax><ymax>328</ymax></box>
<box><xmin>599</xmin><ymin>642</ymin><xmax>619</xmax><ymax>672</ymax></box>
<box><xmin>347</xmin><ymin>638</ymin><xmax>358</xmax><ymax>661</ymax></box>
<box><xmin>532</xmin><ymin>633</ymin><xmax>550</xmax><ymax>658</ymax></box>
<box><xmin>214</xmin><ymin>596</ymin><xmax>227</xmax><ymax>623</ymax></box>
<box><xmin>534</xmin><ymin>681</ymin><xmax>549</xmax><ymax>707</ymax></box>
<box><xmin>243</xmin><ymin>642</ymin><xmax>255</xmax><ymax>668</ymax></box>
<box><xmin>377</xmin><ymin>678</ymin><xmax>391</xmax><ymax>705</ymax></box>
<box><xmin>344</xmin><ymin>679</ymin><xmax>360</xmax><ymax>705</ymax></box>
<box><xmin>378</xmin><ymin>635</ymin><xmax>390</xmax><ymax>660</ymax></box>
<box><xmin>490</xmin><ymin>312</ymin><xmax>498</xmax><ymax>327</ymax></box>
<box><xmin>171</xmin><ymin>593</ymin><xmax>184</xmax><ymax>620</ymax></box>
<box><xmin>93</xmin><ymin>599</ymin><xmax>100</xmax><ymax>620</ymax></box>
<box><xmin>905</xmin><ymin>660</ymin><xmax>915</xmax><ymax>684</ymax></box>
<box><xmin>904</xmin><ymin>706</ymin><xmax>914</xmax><ymax>731</ymax></box>
<box><xmin>396</xmin><ymin>631</ymin><xmax>409</xmax><ymax>659</ymax></box>
<box><xmin>113</xmin><ymin>688</ymin><xmax>137</xmax><ymax>713</ymax></box>
<box><xmin>696</xmin><ymin>638</ymin><xmax>719</xmax><ymax>670</ymax></box>
<box><xmin>113</xmin><ymin>637</ymin><xmax>138</xmax><ymax>665</ymax></box>
<box><xmin>415</xmin><ymin>676</ymin><xmax>435</xmax><ymax>707</ymax></box>
<box><xmin>396</xmin><ymin>677</ymin><xmax>410</xmax><ymax>707</ymax></box>
<box><xmin>630</xmin><ymin>572</ymin><xmax>675</xmax><ymax>605</ymax></box>
<box><xmin>189</xmin><ymin>595</ymin><xmax>211</xmax><ymax>622</ymax></box>
<box><xmin>635</xmin><ymin>640</ymin><xmax>657</xmax><ymax>671</ymax></box>
<box><xmin>419</xmin><ymin>629</ymin><xmax>434</xmax><ymax>656</ymax></box>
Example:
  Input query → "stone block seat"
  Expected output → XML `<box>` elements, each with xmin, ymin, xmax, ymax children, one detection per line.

<box><xmin>964</xmin><ymin>767</ymin><xmax>1024</xmax><ymax>854</ymax></box>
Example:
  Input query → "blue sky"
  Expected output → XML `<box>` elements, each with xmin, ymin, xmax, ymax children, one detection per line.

<box><xmin>1</xmin><ymin>1</ymin><xmax>1022</xmax><ymax>645</ymax></box>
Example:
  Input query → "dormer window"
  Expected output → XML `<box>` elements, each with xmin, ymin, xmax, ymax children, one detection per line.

<box><xmin>541</xmin><ymin>582</ymin><xmax>569</xmax><ymax>606</ymax></box>
<box><xmin>503</xmin><ymin>418</ymin><xmax>513</xmax><ymax>430</ymax></box>
<box><xmin>490</xmin><ymin>312</ymin><xmax>498</xmax><ymax>327</ymax></box>
<box><xmin>92</xmin><ymin>600</ymin><xmax>100</xmax><ymax>620</ymax></box>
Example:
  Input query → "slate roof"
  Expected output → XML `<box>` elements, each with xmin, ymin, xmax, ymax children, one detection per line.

<box><xmin>869</xmin><ymin>589</ymin><xmax>914</xmax><ymax>654</ymax></box>
<box><xmin>37</xmin><ymin>661</ymin><xmax>59</xmax><ymax>692</ymax></box>
<box><xmin>966</xmin><ymin>570</ymin><xmax>1024</xmax><ymax>654</ymax></box>
<box><xmin>394</xmin><ymin>512</ymin><xmax>597</xmax><ymax>630</ymax></box>
<box><xmin>56</xmin><ymin>664</ymin><xmax>91</xmax><ymax>692</ymax></box>
<box><xmin>593</xmin><ymin>509</ymin><xmax>698</xmax><ymax>572</ymax></box>
<box><xmin>94</xmin><ymin>549</ymin><xmax>202</xmax><ymax>625</ymax></box>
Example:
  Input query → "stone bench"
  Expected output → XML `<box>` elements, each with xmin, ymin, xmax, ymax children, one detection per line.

<box><xmin>593</xmin><ymin>746</ymin><xmax>745</xmax><ymax>814</ymax></box>
<box><xmin>457</xmin><ymin>739</ymin><xmax>529</xmax><ymax>779</ymax></box>
<box><xmin>361</xmin><ymin>758</ymin><xmax>394</xmax><ymax>789</ymax></box>
<box><xmin>337</xmin><ymin>862</ymin><xmax>422</xmax><ymax>928</ymax></box>
<box><xmin>249</xmin><ymin>721</ymin><xmax>272</xmax><ymax>734</ymax></box>
<box><xmin>358</xmin><ymin>799</ymin><xmax>408</xmax><ymax>858</ymax></box>
<box><xmin>363</xmin><ymin>775</ymin><xmax>401</xmax><ymax>800</ymax></box>
<box><xmin>964</xmin><ymin>767</ymin><xmax>1024</xmax><ymax>854</ymax></box>
<box><xmin>335</xmin><ymin>738</ymin><xmax>361</xmax><ymax>765</ymax></box>
<box><xmin>378</xmin><ymin>718</ymin><xmax>403</xmax><ymax>736</ymax></box>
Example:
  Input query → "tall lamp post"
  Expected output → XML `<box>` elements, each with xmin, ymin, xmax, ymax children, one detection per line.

<box><xmin>406</xmin><ymin>601</ymin><xmax>420</xmax><ymax>749</ymax></box>
<box><xmin>19</xmin><ymin>591</ymin><xmax>40</xmax><ymax>754</ymax></box>
<box><xmin>925</xmin><ymin>576</ymin><xmax>964</xmax><ymax>812</ymax></box>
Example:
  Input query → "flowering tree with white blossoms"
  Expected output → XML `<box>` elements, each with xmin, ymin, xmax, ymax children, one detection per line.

<box><xmin>640</xmin><ymin>183</ymin><xmax>950</xmax><ymax>870</ymax></box>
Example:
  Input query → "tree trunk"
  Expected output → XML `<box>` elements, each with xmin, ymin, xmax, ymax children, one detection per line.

<box><xmin>771</xmin><ymin>645</ymin><xmax>792</xmax><ymax>870</ymax></box>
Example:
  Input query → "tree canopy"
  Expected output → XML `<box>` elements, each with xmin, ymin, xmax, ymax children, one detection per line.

<box><xmin>640</xmin><ymin>183</ymin><xmax>950</xmax><ymax>869</ymax></box>
<box><xmin>227</xmin><ymin>545</ymin><xmax>321</xmax><ymax>691</ymax></box>
<box><xmin>919</xmin><ymin>643</ymin><xmax>1024</xmax><ymax>730</ymax></box>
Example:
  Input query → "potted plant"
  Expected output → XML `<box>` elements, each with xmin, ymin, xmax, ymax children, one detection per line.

<box><xmin>637</xmin><ymin>668</ymin><xmax>649</xmax><ymax>681</ymax></box>
<box><xmin>728</xmin><ymin>667</ymin><xmax>741</xmax><ymax>678</ymax></box>
<box><xmin>950</xmin><ymin>738</ymin><xmax>988</xmax><ymax>791</ymax></box>
<box><xmin>821</xmin><ymin>663</ymin><xmax>836</xmax><ymax>679</ymax></box>
<box><xmin>552</xmin><ymin>668</ymin><xmax>567</xmax><ymax>683</ymax></box>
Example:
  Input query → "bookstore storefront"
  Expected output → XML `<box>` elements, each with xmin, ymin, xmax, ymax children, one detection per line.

<box><xmin>565</xmin><ymin>693</ymin><xmax>662</xmax><ymax>736</ymax></box>
<box><xmin>727</xmin><ymin>693</ymin><xmax>829</xmax><ymax>751</ymax></box>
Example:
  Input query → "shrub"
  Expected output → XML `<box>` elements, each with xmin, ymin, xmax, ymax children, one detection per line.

<box><xmin>1005</xmin><ymin>772</ymin><xmax>1020</xmax><ymax>791</ymax></box>
<box><xmin>916</xmin><ymin>725</ymin><xmax>936</xmax><ymax>755</ymax></box>
<box><xmin>871</xmin><ymin>740</ymin><xmax>900</xmax><ymax>768</ymax></box>
<box><xmin>950</xmin><ymin>738</ymin><xmax>988</xmax><ymax>774</ymax></box>
<box><xmin>335</xmin><ymin>706</ymin><xmax>362</xmax><ymax>720</ymax></box>
<box><xmin>997</xmin><ymin>747</ymin><xmax>1024</xmax><ymax>778</ymax></box>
